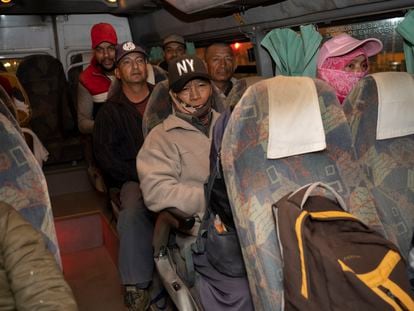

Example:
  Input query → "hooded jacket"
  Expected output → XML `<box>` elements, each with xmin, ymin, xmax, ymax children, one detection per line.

<box><xmin>0</xmin><ymin>201</ymin><xmax>77</xmax><ymax>311</ymax></box>
<box><xmin>78</xmin><ymin>58</ymin><xmax>113</xmax><ymax>134</ymax></box>
<box><xmin>137</xmin><ymin>111</ymin><xmax>219</xmax><ymax>219</ymax></box>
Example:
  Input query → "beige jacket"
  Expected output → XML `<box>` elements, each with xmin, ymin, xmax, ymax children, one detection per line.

<box><xmin>137</xmin><ymin>111</ymin><xmax>219</xmax><ymax>219</ymax></box>
<box><xmin>0</xmin><ymin>202</ymin><xmax>77</xmax><ymax>311</ymax></box>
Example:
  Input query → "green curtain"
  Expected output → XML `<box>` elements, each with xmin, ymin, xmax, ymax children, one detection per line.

<box><xmin>185</xmin><ymin>42</ymin><xmax>196</xmax><ymax>55</ymax></box>
<box><xmin>261</xmin><ymin>25</ymin><xmax>322</xmax><ymax>77</ymax></box>
<box><xmin>396</xmin><ymin>10</ymin><xmax>414</xmax><ymax>74</ymax></box>
<box><xmin>149</xmin><ymin>46</ymin><xmax>164</xmax><ymax>64</ymax></box>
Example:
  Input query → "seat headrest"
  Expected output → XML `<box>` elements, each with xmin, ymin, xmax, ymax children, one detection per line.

<box><xmin>372</xmin><ymin>72</ymin><xmax>414</xmax><ymax>140</ymax></box>
<box><xmin>267</xmin><ymin>76</ymin><xmax>326</xmax><ymax>159</ymax></box>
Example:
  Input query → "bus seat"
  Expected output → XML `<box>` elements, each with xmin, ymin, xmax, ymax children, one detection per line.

<box><xmin>67</xmin><ymin>53</ymin><xmax>85</xmax><ymax>114</ymax></box>
<box><xmin>343</xmin><ymin>72</ymin><xmax>414</xmax><ymax>259</ymax></box>
<box><xmin>221</xmin><ymin>76</ymin><xmax>384</xmax><ymax>310</ymax></box>
<box><xmin>226</xmin><ymin>76</ymin><xmax>265</xmax><ymax>109</ymax></box>
<box><xmin>0</xmin><ymin>112</ymin><xmax>61</xmax><ymax>267</ymax></box>
<box><xmin>142</xmin><ymin>80</ymin><xmax>169</xmax><ymax>137</ymax></box>
<box><xmin>0</xmin><ymin>86</ymin><xmax>49</xmax><ymax>166</ymax></box>
<box><xmin>0</xmin><ymin>85</ymin><xmax>22</xmax><ymax>134</ymax></box>
<box><xmin>16</xmin><ymin>54</ymin><xmax>82</xmax><ymax>165</ymax></box>
<box><xmin>142</xmin><ymin>79</ymin><xmax>226</xmax><ymax>137</ymax></box>
<box><xmin>0</xmin><ymin>72</ymin><xmax>31</xmax><ymax>127</ymax></box>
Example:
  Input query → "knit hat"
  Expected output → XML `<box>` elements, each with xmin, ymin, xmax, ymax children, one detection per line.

<box><xmin>168</xmin><ymin>55</ymin><xmax>211</xmax><ymax>92</ymax></box>
<box><xmin>116</xmin><ymin>41</ymin><xmax>147</xmax><ymax>63</ymax></box>
<box><xmin>317</xmin><ymin>33</ymin><xmax>382</xmax><ymax>68</ymax></box>
<box><xmin>91</xmin><ymin>23</ymin><xmax>118</xmax><ymax>49</ymax></box>
<box><xmin>163</xmin><ymin>34</ymin><xmax>185</xmax><ymax>48</ymax></box>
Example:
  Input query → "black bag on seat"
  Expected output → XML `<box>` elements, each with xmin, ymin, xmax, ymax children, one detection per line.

<box><xmin>274</xmin><ymin>182</ymin><xmax>414</xmax><ymax>311</ymax></box>
<box><xmin>193</xmin><ymin>108</ymin><xmax>246</xmax><ymax>278</ymax></box>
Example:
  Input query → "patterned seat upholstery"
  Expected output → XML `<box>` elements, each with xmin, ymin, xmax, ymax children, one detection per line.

<box><xmin>0</xmin><ymin>72</ymin><xmax>31</xmax><ymax>127</ymax></box>
<box><xmin>221</xmin><ymin>76</ymin><xmax>384</xmax><ymax>310</ymax></box>
<box><xmin>225</xmin><ymin>76</ymin><xmax>265</xmax><ymax>109</ymax></box>
<box><xmin>0</xmin><ymin>86</ymin><xmax>21</xmax><ymax>134</ymax></box>
<box><xmin>343</xmin><ymin>72</ymin><xmax>414</xmax><ymax>259</ymax></box>
<box><xmin>0</xmin><ymin>112</ymin><xmax>61</xmax><ymax>266</ymax></box>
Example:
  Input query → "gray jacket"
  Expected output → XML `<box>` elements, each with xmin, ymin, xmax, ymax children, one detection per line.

<box><xmin>137</xmin><ymin>111</ymin><xmax>220</xmax><ymax>219</ymax></box>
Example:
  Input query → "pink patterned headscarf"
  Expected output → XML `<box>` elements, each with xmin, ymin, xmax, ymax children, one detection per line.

<box><xmin>317</xmin><ymin>48</ymin><xmax>368</xmax><ymax>103</ymax></box>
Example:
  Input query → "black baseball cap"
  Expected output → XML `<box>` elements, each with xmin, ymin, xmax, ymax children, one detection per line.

<box><xmin>168</xmin><ymin>55</ymin><xmax>211</xmax><ymax>92</ymax></box>
<box><xmin>116</xmin><ymin>41</ymin><xmax>147</xmax><ymax>64</ymax></box>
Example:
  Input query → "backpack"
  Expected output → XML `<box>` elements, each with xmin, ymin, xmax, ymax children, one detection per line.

<box><xmin>273</xmin><ymin>182</ymin><xmax>414</xmax><ymax>311</ymax></box>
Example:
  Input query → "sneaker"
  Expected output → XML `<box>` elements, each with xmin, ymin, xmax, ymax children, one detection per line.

<box><xmin>124</xmin><ymin>285</ymin><xmax>150</xmax><ymax>311</ymax></box>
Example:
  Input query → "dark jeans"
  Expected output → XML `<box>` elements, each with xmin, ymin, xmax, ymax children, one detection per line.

<box><xmin>117</xmin><ymin>181</ymin><xmax>155</xmax><ymax>288</ymax></box>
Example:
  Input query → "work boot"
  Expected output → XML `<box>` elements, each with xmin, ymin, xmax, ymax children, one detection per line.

<box><xmin>124</xmin><ymin>285</ymin><xmax>150</xmax><ymax>311</ymax></box>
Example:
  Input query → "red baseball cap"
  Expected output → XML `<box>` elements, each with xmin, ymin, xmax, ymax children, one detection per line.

<box><xmin>91</xmin><ymin>23</ymin><xmax>118</xmax><ymax>49</ymax></box>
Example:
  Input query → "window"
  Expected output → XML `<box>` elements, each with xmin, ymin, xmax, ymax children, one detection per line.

<box><xmin>0</xmin><ymin>58</ymin><xmax>23</xmax><ymax>74</ymax></box>
<box><xmin>319</xmin><ymin>17</ymin><xmax>405</xmax><ymax>72</ymax></box>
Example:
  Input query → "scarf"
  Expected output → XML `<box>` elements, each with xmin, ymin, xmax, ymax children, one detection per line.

<box><xmin>317</xmin><ymin>48</ymin><xmax>368</xmax><ymax>103</ymax></box>
<box><xmin>169</xmin><ymin>90</ymin><xmax>212</xmax><ymax>127</ymax></box>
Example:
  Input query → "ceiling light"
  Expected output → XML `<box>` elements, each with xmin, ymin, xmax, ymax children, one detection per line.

<box><xmin>106</xmin><ymin>0</ymin><xmax>117</xmax><ymax>3</ymax></box>
<box><xmin>1</xmin><ymin>0</ymin><xmax>12</xmax><ymax>3</ymax></box>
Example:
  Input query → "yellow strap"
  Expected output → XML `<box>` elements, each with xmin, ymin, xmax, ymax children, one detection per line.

<box><xmin>295</xmin><ymin>211</ymin><xmax>309</xmax><ymax>299</ymax></box>
<box><xmin>383</xmin><ymin>279</ymin><xmax>414</xmax><ymax>311</ymax></box>
<box><xmin>295</xmin><ymin>210</ymin><xmax>359</xmax><ymax>299</ymax></box>
<box><xmin>354</xmin><ymin>250</ymin><xmax>400</xmax><ymax>287</ymax></box>
<box><xmin>309</xmin><ymin>211</ymin><xmax>359</xmax><ymax>221</ymax></box>
<box><xmin>371</xmin><ymin>287</ymin><xmax>403</xmax><ymax>311</ymax></box>
<box><xmin>339</xmin><ymin>250</ymin><xmax>414</xmax><ymax>310</ymax></box>
<box><xmin>338</xmin><ymin>250</ymin><xmax>399</xmax><ymax>286</ymax></box>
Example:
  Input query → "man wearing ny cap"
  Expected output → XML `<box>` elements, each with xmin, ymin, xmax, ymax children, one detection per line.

<box><xmin>158</xmin><ymin>34</ymin><xmax>187</xmax><ymax>71</ymax></box>
<box><xmin>137</xmin><ymin>54</ymin><xmax>220</xmax><ymax>223</ymax></box>
<box><xmin>93</xmin><ymin>41</ymin><xmax>155</xmax><ymax>311</ymax></box>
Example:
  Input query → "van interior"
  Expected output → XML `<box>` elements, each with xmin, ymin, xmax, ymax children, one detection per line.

<box><xmin>0</xmin><ymin>0</ymin><xmax>413</xmax><ymax>310</ymax></box>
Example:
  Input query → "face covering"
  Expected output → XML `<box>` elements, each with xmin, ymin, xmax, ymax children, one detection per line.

<box><xmin>317</xmin><ymin>48</ymin><xmax>368</xmax><ymax>103</ymax></box>
<box><xmin>169</xmin><ymin>90</ymin><xmax>212</xmax><ymax>124</ymax></box>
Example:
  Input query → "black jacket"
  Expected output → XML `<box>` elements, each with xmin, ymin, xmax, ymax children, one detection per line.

<box><xmin>93</xmin><ymin>85</ymin><xmax>151</xmax><ymax>188</ymax></box>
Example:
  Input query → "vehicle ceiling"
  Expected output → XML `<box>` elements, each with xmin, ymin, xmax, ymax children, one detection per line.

<box><xmin>1</xmin><ymin>0</ymin><xmax>411</xmax><ymax>18</ymax></box>
<box><xmin>0</xmin><ymin>0</ymin><xmax>282</xmax><ymax>16</ymax></box>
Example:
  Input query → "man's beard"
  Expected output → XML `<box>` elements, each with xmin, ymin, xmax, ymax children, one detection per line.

<box><xmin>99</xmin><ymin>62</ymin><xmax>115</xmax><ymax>73</ymax></box>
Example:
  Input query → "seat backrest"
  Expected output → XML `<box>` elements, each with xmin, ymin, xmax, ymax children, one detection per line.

<box><xmin>0</xmin><ymin>112</ymin><xmax>61</xmax><ymax>266</ymax></box>
<box><xmin>0</xmin><ymin>85</ymin><xmax>21</xmax><ymax>133</ymax></box>
<box><xmin>343</xmin><ymin>72</ymin><xmax>414</xmax><ymax>259</ymax></box>
<box><xmin>225</xmin><ymin>76</ymin><xmax>265</xmax><ymax>109</ymax></box>
<box><xmin>16</xmin><ymin>54</ymin><xmax>81</xmax><ymax>164</ymax></box>
<box><xmin>0</xmin><ymin>72</ymin><xmax>31</xmax><ymax>127</ymax></box>
<box><xmin>16</xmin><ymin>54</ymin><xmax>76</xmax><ymax>138</ymax></box>
<box><xmin>221</xmin><ymin>76</ymin><xmax>384</xmax><ymax>310</ymax></box>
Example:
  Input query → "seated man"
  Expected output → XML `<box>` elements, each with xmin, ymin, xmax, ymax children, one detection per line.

<box><xmin>93</xmin><ymin>41</ymin><xmax>154</xmax><ymax>311</ymax></box>
<box><xmin>78</xmin><ymin>23</ymin><xmax>118</xmax><ymax>192</ymax></box>
<box><xmin>158</xmin><ymin>34</ymin><xmax>187</xmax><ymax>72</ymax></box>
<box><xmin>78</xmin><ymin>23</ymin><xmax>118</xmax><ymax>135</ymax></box>
<box><xmin>137</xmin><ymin>55</ymin><xmax>220</xmax><ymax>225</ymax></box>
<box><xmin>205</xmin><ymin>42</ymin><xmax>237</xmax><ymax>98</ymax></box>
